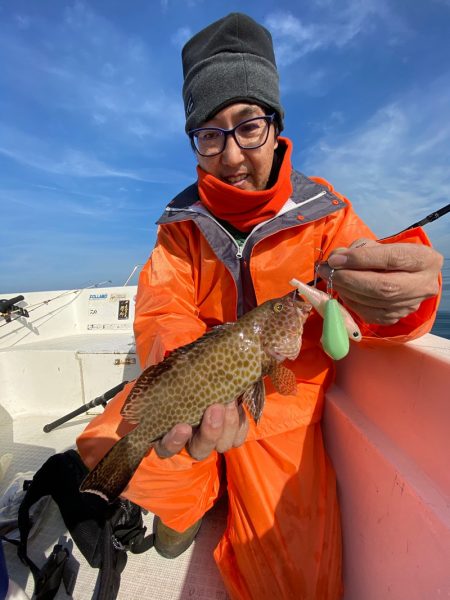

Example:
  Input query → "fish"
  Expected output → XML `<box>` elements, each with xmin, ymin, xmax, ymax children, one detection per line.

<box><xmin>80</xmin><ymin>294</ymin><xmax>312</xmax><ymax>503</ymax></box>
<box><xmin>289</xmin><ymin>278</ymin><xmax>362</xmax><ymax>342</ymax></box>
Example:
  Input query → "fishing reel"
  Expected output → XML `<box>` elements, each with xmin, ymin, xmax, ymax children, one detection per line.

<box><xmin>0</xmin><ymin>295</ymin><xmax>29</xmax><ymax>323</ymax></box>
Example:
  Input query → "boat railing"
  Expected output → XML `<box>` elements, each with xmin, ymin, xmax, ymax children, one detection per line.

<box><xmin>123</xmin><ymin>264</ymin><xmax>144</xmax><ymax>286</ymax></box>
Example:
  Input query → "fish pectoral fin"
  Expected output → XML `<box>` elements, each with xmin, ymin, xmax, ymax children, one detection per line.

<box><xmin>269</xmin><ymin>363</ymin><xmax>298</xmax><ymax>396</ymax></box>
<box><xmin>240</xmin><ymin>380</ymin><xmax>266</xmax><ymax>424</ymax></box>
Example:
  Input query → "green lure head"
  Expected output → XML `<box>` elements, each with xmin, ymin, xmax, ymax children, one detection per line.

<box><xmin>320</xmin><ymin>298</ymin><xmax>350</xmax><ymax>360</ymax></box>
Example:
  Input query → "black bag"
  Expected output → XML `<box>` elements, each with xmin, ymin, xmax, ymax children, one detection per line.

<box><xmin>4</xmin><ymin>449</ymin><xmax>153</xmax><ymax>600</ymax></box>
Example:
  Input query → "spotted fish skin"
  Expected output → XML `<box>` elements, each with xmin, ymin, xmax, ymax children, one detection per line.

<box><xmin>80</xmin><ymin>295</ymin><xmax>311</xmax><ymax>502</ymax></box>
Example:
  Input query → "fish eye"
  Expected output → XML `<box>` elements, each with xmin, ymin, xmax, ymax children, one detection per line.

<box><xmin>273</xmin><ymin>303</ymin><xmax>284</xmax><ymax>313</ymax></box>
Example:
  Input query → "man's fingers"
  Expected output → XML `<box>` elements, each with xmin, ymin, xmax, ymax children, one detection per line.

<box><xmin>339</xmin><ymin>238</ymin><xmax>378</xmax><ymax>251</ymax></box>
<box><xmin>348</xmin><ymin>238</ymin><xmax>378</xmax><ymax>249</ymax></box>
<box><xmin>188</xmin><ymin>401</ymin><xmax>249</xmax><ymax>460</ymax></box>
<box><xmin>216</xmin><ymin>402</ymin><xmax>248</xmax><ymax>453</ymax></box>
<box><xmin>154</xmin><ymin>402</ymin><xmax>249</xmax><ymax>462</ymax></box>
<box><xmin>337</xmin><ymin>287</ymin><xmax>427</xmax><ymax>310</ymax></box>
<box><xmin>332</xmin><ymin>268</ymin><xmax>439</xmax><ymax>304</ymax></box>
<box><xmin>340</xmin><ymin>297</ymin><xmax>422</xmax><ymax>325</ymax></box>
<box><xmin>187</xmin><ymin>404</ymin><xmax>226</xmax><ymax>461</ymax></box>
<box><xmin>327</xmin><ymin>242</ymin><xmax>440</xmax><ymax>273</ymax></box>
<box><xmin>317</xmin><ymin>241</ymin><xmax>442</xmax><ymax>325</ymax></box>
<box><xmin>154</xmin><ymin>423</ymin><xmax>192</xmax><ymax>459</ymax></box>
<box><xmin>233</xmin><ymin>404</ymin><xmax>249</xmax><ymax>447</ymax></box>
<box><xmin>317</xmin><ymin>240</ymin><xmax>376</xmax><ymax>280</ymax></box>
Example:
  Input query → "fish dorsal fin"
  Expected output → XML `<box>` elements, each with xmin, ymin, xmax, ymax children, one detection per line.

<box><xmin>120</xmin><ymin>353</ymin><xmax>181</xmax><ymax>424</ymax></box>
<box><xmin>269</xmin><ymin>363</ymin><xmax>298</xmax><ymax>396</ymax></box>
<box><xmin>240</xmin><ymin>380</ymin><xmax>266</xmax><ymax>424</ymax></box>
<box><xmin>175</xmin><ymin>322</ymin><xmax>231</xmax><ymax>350</ymax></box>
<box><xmin>120</xmin><ymin>325</ymin><xmax>232</xmax><ymax>424</ymax></box>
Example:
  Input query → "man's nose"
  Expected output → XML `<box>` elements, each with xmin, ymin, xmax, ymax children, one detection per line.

<box><xmin>221</xmin><ymin>134</ymin><xmax>245</xmax><ymax>165</ymax></box>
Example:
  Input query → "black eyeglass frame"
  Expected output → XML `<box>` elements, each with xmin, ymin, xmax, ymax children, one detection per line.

<box><xmin>188</xmin><ymin>113</ymin><xmax>276</xmax><ymax>157</ymax></box>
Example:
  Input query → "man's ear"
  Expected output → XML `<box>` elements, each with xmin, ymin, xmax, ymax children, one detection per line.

<box><xmin>274</xmin><ymin>126</ymin><xmax>279</xmax><ymax>149</ymax></box>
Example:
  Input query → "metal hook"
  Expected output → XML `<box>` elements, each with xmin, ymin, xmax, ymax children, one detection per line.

<box><xmin>326</xmin><ymin>268</ymin><xmax>335</xmax><ymax>297</ymax></box>
<box><xmin>314</xmin><ymin>248</ymin><xmax>324</xmax><ymax>287</ymax></box>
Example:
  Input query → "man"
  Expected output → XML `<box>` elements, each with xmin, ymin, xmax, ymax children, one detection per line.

<box><xmin>77</xmin><ymin>13</ymin><xmax>442</xmax><ymax>599</ymax></box>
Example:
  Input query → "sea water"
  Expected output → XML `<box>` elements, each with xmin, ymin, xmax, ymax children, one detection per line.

<box><xmin>432</xmin><ymin>310</ymin><xmax>450</xmax><ymax>340</ymax></box>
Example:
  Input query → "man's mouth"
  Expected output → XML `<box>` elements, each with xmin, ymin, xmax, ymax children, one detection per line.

<box><xmin>224</xmin><ymin>174</ymin><xmax>248</xmax><ymax>186</ymax></box>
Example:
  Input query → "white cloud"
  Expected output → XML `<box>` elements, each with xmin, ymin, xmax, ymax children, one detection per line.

<box><xmin>0</xmin><ymin>124</ymin><xmax>190</xmax><ymax>184</ymax></box>
<box><xmin>301</xmin><ymin>75</ymin><xmax>450</xmax><ymax>258</ymax></box>
<box><xmin>265</xmin><ymin>13</ymin><xmax>322</xmax><ymax>65</ymax></box>
<box><xmin>266</xmin><ymin>0</ymin><xmax>407</xmax><ymax>67</ymax></box>
<box><xmin>0</xmin><ymin>140</ymin><xmax>141</xmax><ymax>181</ymax></box>
<box><xmin>0</xmin><ymin>2</ymin><xmax>184</xmax><ymax>144</ymax></box>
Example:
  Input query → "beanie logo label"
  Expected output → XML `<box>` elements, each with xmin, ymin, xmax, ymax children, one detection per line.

<box><xmin>186</xmin><ymin>94</ymin><xmax>194</xmax><ymax>116</ymax></box>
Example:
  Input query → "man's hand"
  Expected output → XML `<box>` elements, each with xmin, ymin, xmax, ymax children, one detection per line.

<box><xmin>153</xmin><ymin>400</ymin><xmax>249</xmax><ymax>461</ymax></box>
<box><xmin>318</xmin><ymin>239</ymin><xmax>443</xmax><ymax>325</ymax></box>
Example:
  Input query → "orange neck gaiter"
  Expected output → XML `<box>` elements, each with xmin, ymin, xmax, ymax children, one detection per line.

<box><xmin>197</xmin><ymin>137</ymin><xmax>293</xmax><ymax>232</ymax></box>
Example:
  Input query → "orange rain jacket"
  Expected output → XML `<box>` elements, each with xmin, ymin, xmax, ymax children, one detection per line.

<box><xmin>77</xmin><ymin>169</ymin><xmax>439</xmax><ymax>600</ymax></box>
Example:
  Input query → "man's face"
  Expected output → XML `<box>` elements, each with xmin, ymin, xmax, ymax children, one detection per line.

<box><xmin>195</xmin><ymin>103</ymin><xmax>278</xmax><ymax>192</ymax></box>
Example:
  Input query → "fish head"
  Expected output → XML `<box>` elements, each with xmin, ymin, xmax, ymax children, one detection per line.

<box><xmin>260</xmin><ymin>295</ymin><xmax>312</xmax><ymax>362</ymax></box>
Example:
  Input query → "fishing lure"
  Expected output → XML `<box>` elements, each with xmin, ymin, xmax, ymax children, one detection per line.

<box><xmin>301</xmin><ymin>200</ymin><xmax>450</xmax><ymax>355</ymax></box>
<box><xmin>290</xmin><ymin>275</ymin><xmax>361</xmax><ymax>360</ymax></box>
<box><xmin>320</xmin><ymin>269</ymin><xmax>350</xmax><ymax>360</ymax></box>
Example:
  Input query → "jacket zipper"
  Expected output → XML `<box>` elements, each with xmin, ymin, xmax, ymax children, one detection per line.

<box><xmin>166</xmin><ymin>189</ymin><xmax>327</xmax><ymax>261</ymax></box>
<box><xmin>166</xmin><ymin>188</ymin><xmax>330</xmax><ymax>314</ymax></box>
<box><xmin>233</xmin><ymin>190</ymin><xmax>327</xmax><ymax>260</ymax></box>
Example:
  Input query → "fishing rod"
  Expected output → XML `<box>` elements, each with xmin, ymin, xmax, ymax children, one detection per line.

<box><xmin>305</xmin><ymin>202</ymin><xmax>450</xmax><ymax>286</ymax></box>
<box><xmin>2</xmin><ymin>204</ymin><xmax>449</xmax><ymax>326</ymax></box>
<box><xmin>399</xmin><ymin>203</ymin><xmax>450</xmax><ymax>232</ymax></box>
<box><xmin>43</xmin><ymin>381</ymin><xmax>129</xmax><ymax>432</ymax></box>
<box><xmin>0</xmin><ymin>296</ymin><xmax>29</xmax><ymax>323</ymax></box>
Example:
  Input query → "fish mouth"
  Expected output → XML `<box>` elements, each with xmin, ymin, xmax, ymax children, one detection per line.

<box><xmin>270</xmin><ymin>349</ymin><xmax>301</xmax><ymax>363</ymax></box>
<box><xmin>281</xmin><ymin>293</ymin><xmax>312</xmax><ymax>315</ymax></box>
<box><xmin>268</xmin><ymin>348</ymin><xmax>287</xmax><ymax>362</ymax></box>
<box><xmin>293</xmin><ymin>297</ymin><xmax>312</xmax><ymax>316</ymax></box>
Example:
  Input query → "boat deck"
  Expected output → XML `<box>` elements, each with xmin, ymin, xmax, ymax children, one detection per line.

<box><xmin>1</xmin><ymin>414</ymin><xmax>229</xmax><ymax>600</ymax></box>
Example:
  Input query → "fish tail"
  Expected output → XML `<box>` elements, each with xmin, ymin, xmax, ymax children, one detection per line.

<box><xmin>80</xmin><ymin>432</ymin><xmax>150</xmax><ymax>503</ymax></box>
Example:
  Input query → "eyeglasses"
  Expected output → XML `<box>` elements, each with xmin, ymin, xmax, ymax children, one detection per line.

<box><xmin>188</xmin><ymin>113</ymin><xmax>276</xmax><ymax>157</ymax></box>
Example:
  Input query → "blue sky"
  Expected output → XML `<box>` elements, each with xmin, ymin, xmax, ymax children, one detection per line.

<box><xmin>1</xmin><ymin>0</ymin><xmax>449</xmax><ymax>308</ymax></box>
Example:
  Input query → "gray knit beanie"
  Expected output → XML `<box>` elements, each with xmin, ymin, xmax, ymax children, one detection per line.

<box><xmin>182</xmin><ymin>13</ymin><xmax>284</xmax><ymax>132</ymax></box>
